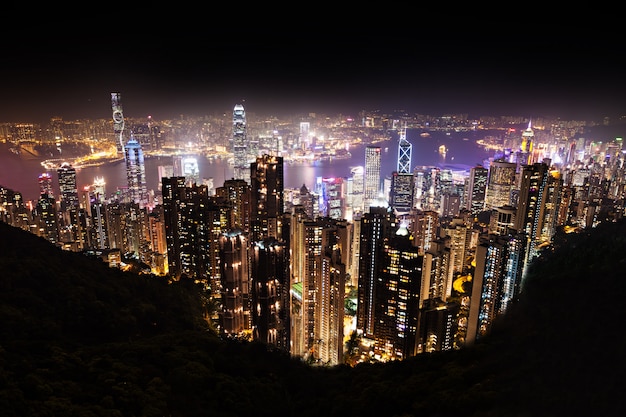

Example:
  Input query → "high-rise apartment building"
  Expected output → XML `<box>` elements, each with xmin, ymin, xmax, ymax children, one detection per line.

<box><xmin>357</xmin><ymin>206</ymin><xmax>395</xmax><ymax>338</ymax></box>
<box><xmin>249</xmin><ymin>154</ymin><xmax>289</xmax><ymax>351</ymax></box>
<box><xmin>357</xmin><ymin>210</ymin><xmax>422</xmax><ymax>360</ymax></box>
<box><xmin>514</xmin><ymin>161</ymin><xmax>556</xmax><ymax>274</ymax></box>
<box><xmin>219</xmin><ymin>230</ymin><xmax>251</xmax><ymax>337</ymax></box>
<box><xmin>216</xmin><ymin>178</ymin><xmax>251</xmax><ymax>234</ymax></box>
<box><xmin>34</xmin><ymin>195</ymin><xmax>58</xmax><ymax>245</ymax></box>
<box><xmin>250</xmin><ymin>154</ymin><xmax>284</xmax><ymax>242</ymax></box>
<box><xmin>466</xmin><ymin>232</ymin><xmax>526</xmax><ymax>344</ymax></box>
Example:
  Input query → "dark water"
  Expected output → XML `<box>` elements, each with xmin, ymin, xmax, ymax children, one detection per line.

<box><xmin>1</xmin><ymin>129</ymin><xmax>497</xmax><ymax>203</ymax></box>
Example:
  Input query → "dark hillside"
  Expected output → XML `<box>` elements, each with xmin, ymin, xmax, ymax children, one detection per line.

<box><xmin>1</xmin><ymin>220</ymin><xmax>625</xmax><ymax>416</ymax></box>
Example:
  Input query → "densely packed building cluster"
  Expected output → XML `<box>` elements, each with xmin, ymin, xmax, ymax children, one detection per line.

<box><xmin>1</xmin><ymin>102</ymin><xmax>624</xmax><ymax>365</ymax></box>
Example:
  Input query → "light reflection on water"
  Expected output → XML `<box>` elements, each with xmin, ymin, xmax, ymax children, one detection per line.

<box><xmin>1</xmin><ymin>129</ymin><xmax>496</xmax><ymax>203</ymax></box>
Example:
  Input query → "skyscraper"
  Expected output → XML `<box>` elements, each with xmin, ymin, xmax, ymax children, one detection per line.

<box><xmin>466</xmin><ymin>232</ymin><xmax>526</xmax><ymax>344</ymax></box>
<box><xmin>232</xmin><ymin>104</ymin><xmax>249</xmax><ymax>183</ymax></box>
<box><xmin>514</xmin><ymin>161</ymin><xmax>554</xmax><ymax>274</ymax></box>
<box><xmin>484</xmin><ymin>159</ymin><xmax>517</xmax><ymax>211</ymax></box>
<box><xmin>389</xmin><ymin>171</ymin><xmax>415</xmax><ymax>215</ymax></box>
<box><xmin>124</xmin><ymin>133</ymin><xmax>148</xmax><ymax>208</ymax></box>
<box><xmin>390</xmin><ymin>126</ymin><xmax>415</xmax><ymax>216</ymax></box>
<box><xmin>518</xmin><ymin>120</ymin><xmax>534</xmax><ymax>166</ymax></box>
<box><xmin>57</xmin><ymin>162</ymin><xmax>78</xmax><ymax>212</ymax></box>
<box><xmin>250</xmin><ymin>154</ymin><xmax>284</xmax><ymax>242</ymax></box>
<box><xmin>364</xmin><ymin>146</ymin><xmax>381</xmax><ymax>213</ymax></box>
<box><xmin>219</xmin><ymin>230</ymin><xmax>251</xmax><ymax>337</ymax></box>
<box><xmin>38</xmin><ymin>172</ymin><xmax>53</xmax><ymax>198</ymax></box>
<box><xmin>216</xmin><ymin>178</ymin><xmax>251</xmax><ymax>234</ymax></box>
<box><xmin>348</xmin><ymin>166</ymin><xmax>365</xmax><ymax>217</ymax></box>
<box><xmin>397</xmin><ymin>126</ymin><xmax>412</xmax><ymax>174</ymax></box>
<box><xmin>111</xmin><ymin>92</ymin><xmax>125</xmax><ymax>153</ymax></box>
<box><xmin>466</xmin><ymin>164</ymin><xmax>489</xmax><ymax>216</ymax></box>
<box><xmin>249</xmin><ymin>154</ymin><xmax>289</xmax><ymax>351</ymax></box>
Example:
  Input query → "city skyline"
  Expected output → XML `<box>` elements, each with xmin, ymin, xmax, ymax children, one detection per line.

<box><xmin>1</xmin><ymin>29</ymin><xmax>625</xmax><ymax>124</ymax></box>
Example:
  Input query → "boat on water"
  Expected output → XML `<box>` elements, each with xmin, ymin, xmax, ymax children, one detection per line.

<box><xmin>420</xmin><ymin>132</ymin><xmax>431</xmax><ymax>137</ymax></box>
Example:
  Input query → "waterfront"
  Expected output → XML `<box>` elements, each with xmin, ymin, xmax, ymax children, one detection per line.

<box><xmin>1</xmin><ymin>129</ymin><xmax>498</xmax><ymax>203</ymax></box>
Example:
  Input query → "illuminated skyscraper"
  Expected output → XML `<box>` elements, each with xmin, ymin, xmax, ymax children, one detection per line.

<box><xmin>34</xmin><ymin>195</ymin><xmax>58</xmax><ymax>245</ymax></box>
<box><xmin>111</xmin><ymin>92</ymin><xmax>125</xmax><ymax>153</ymax></box>
<box><xmin>390</xmin><ymin>171</ymin><xmax>414</xmax><ymax>215</ymax></box>
<box><xmin>357</xmin><ymin>206</ymin><xmax>394</xmax><ymax>338</ymax></box>
<box><xmin>38</xmin><ymin>172</ymin><xmax>53</xmax><ymax>198</ymax></box>
<box><xmin>181</xmin><ymin>156</ymin><xmax>200</xmax><ymax>185</ymax></box>
<box><xmin>364</xmin><ymin>146</ymin><xmax>381</xmax><ymax>213</ymax></box>
<box><xmin>57</xmin><ymin>162</ymin><xmax>78</xmax><ymax>212</ymax></box>
<box><xmin>92</xmin><ymin>177</ymin><xmax>106</xmax><ymax>202</ymax></box>
<box><xmin>219</xmin><ymin>230</ymin><xmax>251</xmax><ymax>336</ymax></box>
<box><xmin>375</xmin><ymin>226</ymin><xmax>422</xmax><ymax>360</ymax></box>
<box><xmin>250</xmin><ymin>154</ymin><xmax>284</xmax><ymax>242</ymax></box>
<box><xmin>348</xmin><ymin>166</ymin><xmax>365</xmax><ymax>216</ymax></box>
<box><xmin>357</xmin><ymin>207</ymin><xmax>422</xmax><ymax>360</ymax></box>
<box><xmin>514</xmin><ymin>161</ymin><xmax>559</xmax><ymax>275</ymax></box>
<box><xmin>397</xmin><ymin>126</ymin><xmax>411</xmax><ymax>174</ymax></box>
<box><xmin>299</xmin><ymin>121</ymin><xmax>311</xmax><ymax>149</ymax></box>
<box><xmin>216</xmin><ymin>178</ymin><xmax>251</xmax><ymax>234</ymax></box>
<box><xmin>232</xmin><ymin>104</ymin><xmax>249</xmax><ymax>183</ymax></box>
<box><xmin>249</xmin><ymin>154</ymin><xmax>289</xmax><ymax>351</ymax></box>
<box><xmin>467</xmin><ymin>232</ymin><xmax>526</xmax><ymax>344</ymax></box>
<box><xmin>320</xmin><ymin>177</ymin><xmax>345</xmax><ymax>220</ymax></box>
<box><xmin>484</xmin><ymin>160</ymin><xmax>517</xmax><ymax>211</ymax></box>
<box><xmin>124</xmin><ymin>133</ymin><xmax>148</xmax><ymax>208</ymax></box>
<box><xmin>518</xmin><ymin>120</ymin><xmax>534</xmax><ymax>166</ymax></box>
<box><xmin>466</xmin><ymin>164</ymin><xmax>489</xmax><ymax>216</ymax></box>
<box><xmin>390</xmin><ymin>126</ymin><xmax>415</xmax><ymax>216</ymax></box>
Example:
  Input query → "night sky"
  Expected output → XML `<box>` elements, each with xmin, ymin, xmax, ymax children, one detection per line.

<box><xmin>1</xmin><ymin>26</ymin><xmax>624</xmax><ymax>123</ymax></box>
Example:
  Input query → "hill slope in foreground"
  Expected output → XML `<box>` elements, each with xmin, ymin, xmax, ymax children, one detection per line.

<box><xmin>1</xmin><ymin>220</ymin><xmax>625</xmax><ymax>417</ymax></box>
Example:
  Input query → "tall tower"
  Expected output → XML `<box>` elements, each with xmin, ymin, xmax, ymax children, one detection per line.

<box><xmin>232</xmin><ymin>104</ymin><xmax>249</xmax><ymax>183</ymax></box>
<box><xmin>390</xmin><ymin>126</ymin><xmax>415</xmax><ymax>216</ymax></box>
<box><xmin>216</xmin><ymin>178</ymin><xmax>251</xmax><ymax>234</ymax></box>
<box><xmin>111</xmin><ymin>92</ymin><xmax>125</xmax><ymax>153</ymax></box>
<box><xmin>124</xmin><ymin>133</ymin><xmax>148</xmax><ymax>209</ymax></box>
<box><xmin>364</xmin><ymin>146</ymin><xmax>381</xmax><ymax>213</ymax></box>
<box><xmin>397</xmin><ymin>125</ymin><xmax>412</xmax><ymax>174</ymax></box>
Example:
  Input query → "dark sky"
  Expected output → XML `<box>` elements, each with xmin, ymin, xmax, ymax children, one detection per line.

<box><xmin>1</xmin><ymin>27</ymin><xmax>624</xmax><ymax>124</ymax></box>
